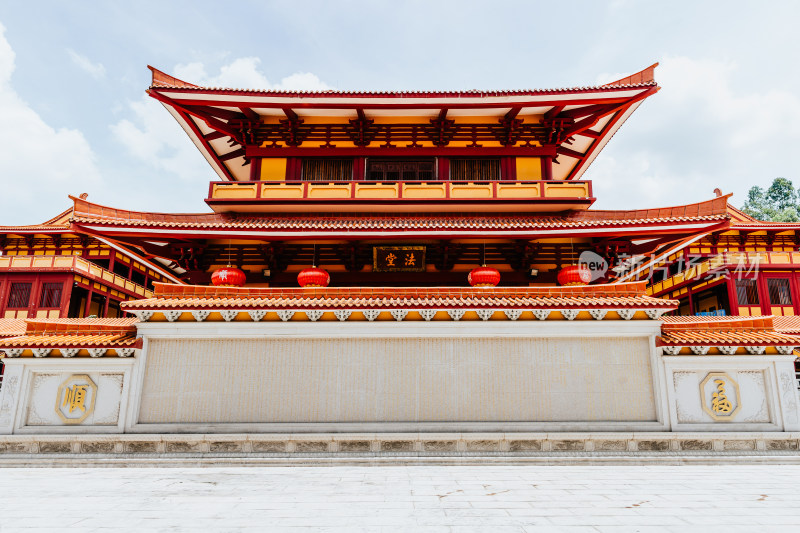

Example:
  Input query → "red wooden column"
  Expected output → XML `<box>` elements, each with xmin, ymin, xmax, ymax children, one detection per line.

<box><xmin>353</xmin><ymin>157</ymin><xmax>365</xmax><ymax>180</ymax></box>
<box><xmin>83</xmin><ymin>288</ymin><xmax>93</xmax><ymax>317</ymax></box>
<box><xmin>249</xmin><ymin>158</ymin><xmax>262</xmax><ymax>180</ymax></box>
<box><xmin>725</xmin><ymin>277</ymin><xmax>740</xmax><ymax>316</ymax></box>
<box><xmin>59</xmin><ymin>278</ymin><xmax>73</xmax><ymax>318</ymax></box>
<box><xmin>436</xmin><ymin>158</ymin><xmax>449</xmax><ymax>181</ymax></box>
<box><xmin>541</xmin><ymin>157</ymin><xmax>553</xmax><ymax>180</ymax></box>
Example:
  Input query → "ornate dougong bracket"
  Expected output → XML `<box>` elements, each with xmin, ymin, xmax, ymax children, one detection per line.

<box><xmin>539</xmin><ymin>117</ymin><xmax>575</xmax><ymax>145</ymax></box>
<box><xmin>220</xmin><ymin>310</ymin><xmax>239</xmax><ymax>322</ymax></box>
<box><xmin>494</xmin><ymin>116</ymin><xmax>524</xmax><ymax>146</ymax></box>
<box><xmin>333</xmin><ymin>310</ymin><xmax>351</xmax><ymax>321</ymax></box>
<box><xmin>476</xmin><ymin>309</ymin><xmax>494</xmax><ymax>321</ymax></box>
<box><xmin>279</xmin><ymin>114</ymin><xmax>307</xmax><ymax>147</ymax></box>
<box><xmin>191</xmin><ymin>310</ymin><xmax>210</xmax><ymax>322</ymax></box>
<box><xmin>131</xmin><ymin>311</ymin><xmax>153</xmax><ymax>322</ymax></box>
<box><xmin>427</xmin><ymin>111</ymin><xmax>458</xmax><ymax>147</ymax></box>
<box><xmin>277</xmin><ymin>310</ymin><xmax>296</xmax><ymax>322</ymax></box>
<box><xmin>61</xmin><ymin>348</ymin><xmax>79</xmax><ymax>358</ymax></box>
<box><xmin>248</xmin><ymin>310</ymin><xmax>267</xmax><ymax>322</ymax></box>
<box><xmin>362</xmin><ymin>310</ymin><xmax>380</xmax><ymax>322</ymax></box>
<box><xmin>532</xmin><ymin>309</ymin><xmax>550</xmax><ymax>320</ymax></box>
<box><xmin>560</xmin><ymin>309</ymin><xmax>579</xmax><ymax>321</ymax></box>
<box><xmin>419</xmin><ymin>309</ymin><xmax>437</xmax><ymax>321</ymax></box>
<box><xmin>88</xmin><ymin>348</ymin><xmax>107</xmax><ymax>358</ymax></box>
<box><xmin>589</xmin><ymin>309</ymin><xmax>608</xmax><ymax>321</ymax></box>
<box><xmin>347</xmin><ymin>110</ymin><xmax>376</xmax><ymax>147</ymax></box>
<box><xmin>305</xmin><ymin>310</ymin><xmax>323</xmax><ymax>322</ymax></box>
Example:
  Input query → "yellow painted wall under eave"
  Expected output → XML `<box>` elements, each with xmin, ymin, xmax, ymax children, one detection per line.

<box><xmin>260</xmin><ymin>158</ymin><xmax>287</xmax><ymax>181</ymax></box>
<box><xmin>516</xmin><ymin>157</ymin><xmax>542</xmax><ymax>180</ymax></box>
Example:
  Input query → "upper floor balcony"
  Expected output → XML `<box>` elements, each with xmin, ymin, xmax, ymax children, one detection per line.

<box><xmin>0</xmin><ymin>255</ymin><xmax>154</xmax><ymax>299</ymax></box>
<box><xmin>205</xmin><ymin>180</ymin><xmax>594</xmax><ymax>213</ymax></box>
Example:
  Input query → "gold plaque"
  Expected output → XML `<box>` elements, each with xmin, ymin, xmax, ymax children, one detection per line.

<box><xmin>55</xmin><ymin>374</ymin><xmax>97</xmax><ymax>424</ymax></box>
<box><xmin>373</xmin><ymin>246</ymin><xmax>426</xmax><ymax>272</ymax></box>
<box><xmin>700</xmin><ymin>372</ymin><xmax>741</xmax><ymax>421</ymax></box>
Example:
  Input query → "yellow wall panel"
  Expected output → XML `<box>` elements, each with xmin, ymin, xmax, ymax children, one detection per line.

<box><xmin>260</xmin><ymin>158</ymin><xmax>287</xmax><ymax>181</ymax></box>
<box><xmin>516</xmin><ymin>157</ymin><xmax>542</xmax><ymax>180</ymax></box>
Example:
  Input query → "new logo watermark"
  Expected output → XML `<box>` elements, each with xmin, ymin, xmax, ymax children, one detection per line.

<box><xmin>579</xmin><ymin>251</ymin><xmax>609</xmax><ymax>282</ymax></box>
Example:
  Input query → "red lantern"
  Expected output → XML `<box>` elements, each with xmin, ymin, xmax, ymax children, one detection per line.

<box><xmin>468</xmin><ymin>266</ymin><xmax>501</xmax><ymax>287</ymax></box>
<box><xmin>557</xmin><ymin>265</ymin><xmax>592</xmax><ymax>286</ymax></box>
<box><xmin>211</xmin><ymin>266</ymin><xmax>246</xmax><ymax>287</ymax></box>
<box><xmin>297</xmin><ymin>267</ymin><xmax>330</xmax><ymax>288</ymax></box>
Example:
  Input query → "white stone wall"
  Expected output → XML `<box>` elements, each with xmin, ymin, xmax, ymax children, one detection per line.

<box><xmin>663</xmin><ymin>356</ymin><xmax>800</xmax><ymax>432</ymax></box>
<box><xmin>0</xmin><ymin>359</ymin><xmax>133</xmax><ymax>435</ymax></box>
<box><xmin>136</xmin><ymin>336</ymin><xmax>657</xmax><ymax>426</ymax></box>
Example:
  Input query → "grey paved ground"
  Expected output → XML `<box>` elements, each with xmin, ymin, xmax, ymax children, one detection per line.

<box><xmin>1</xmin><ymin>465</ymin><xmax>800</xmax><ymax>531</ymax></box>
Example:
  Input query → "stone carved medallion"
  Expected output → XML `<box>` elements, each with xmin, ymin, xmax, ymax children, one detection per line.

<box><xmin>55</xmin><ymin>374</ymin><xmax>97</xmax><ymax>424</ymax></box>
<box><xmin>700</xmin><ymin>372</ymin><xmax>741</xmax><ymax>422</ymax></box>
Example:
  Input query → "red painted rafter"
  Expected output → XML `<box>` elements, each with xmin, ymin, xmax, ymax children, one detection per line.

<box><xmin>174</xmin><ymin>107</ymin><xmax>237</xmax><ymax>181</ymax></box>
<box><xmin>149</xmin><ymin>90</ymin><xmax>242</xmax><ymax>142</ymax></box>
<box><xmin>245</xmin><ymin>146</ymin><xmax>559</xmax><ymax>158</ymax></box>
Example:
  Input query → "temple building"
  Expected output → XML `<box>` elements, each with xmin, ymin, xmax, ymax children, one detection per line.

<box><xmin>1</xmin><ymin>64</ymin><xmax>799</xmax><ymax>457</ymax></box>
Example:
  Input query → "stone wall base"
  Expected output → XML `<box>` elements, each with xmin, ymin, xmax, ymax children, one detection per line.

<box><xmin>2</xmin><ymin>432</ymin><xmax>800</xmax><ymax>466</ymax></box>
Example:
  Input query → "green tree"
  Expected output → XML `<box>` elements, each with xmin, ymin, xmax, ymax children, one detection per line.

<box><xmin>741</xmin><ymin>177</ymin><xmax>799</xmax><ymax>221</ymax></box>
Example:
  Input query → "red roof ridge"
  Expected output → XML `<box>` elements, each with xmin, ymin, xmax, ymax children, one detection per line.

<box><xmin>576</xmin><ymin>194</ymin><xmax>732</xmax><ymax>221</ymax></box>
<box><xmin>603</xmin><ymin>63</ymin><xmax>659</xmax><ymax>87</ymax></box>
<box><xmin>70</xmin><ymin>194</ymin><xmax>222</xmax><ymax>224</ymax></box>
<box><xmin>143</xmin><ymin>280</ymin><xmax>653</xmax><ymax>301</ymax></box>
<box><xmin>148</xmin><ymin>64</ymin><xmax>658</xmax><ymax>96</ymax></box>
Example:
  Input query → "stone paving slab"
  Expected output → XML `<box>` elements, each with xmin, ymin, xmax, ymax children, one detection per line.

<box><xmin>1</xmin><ymin>465</ymin><xmax>800</xmax><ymax>531</ymax></box>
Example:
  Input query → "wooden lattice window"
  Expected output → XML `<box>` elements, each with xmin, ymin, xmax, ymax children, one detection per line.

<box><xmin>768</xmin><ymin>278</ymin><xmax>792</xmax><ymax>305</ymax></box>
<box><xmin>39</xmin><ymin>282</ymin><xmax>63</xmax><ymax>308</ymax></box>
<box><xmin>301</xmin><ymin>158</ymin><xmax>353</xmax><ymax>181</ymax></box>
<box><xmin>735</xmin><ymin>279</ymin><xmax>760</xmax><ymax>306</ymax></box>
<box><xmin>6</xmin><ymin>282</ymin><xmax>32</xmax><ymax>309</ymax></box>
<box><xmin>367</xmin><ymin>160</ymin><xmax>434</xmax><ymax>181</ymax></box>
<box><xmin>449</xmin><ymin>159</ymin><xmax>501</xmax><ymax>181</ymax></box>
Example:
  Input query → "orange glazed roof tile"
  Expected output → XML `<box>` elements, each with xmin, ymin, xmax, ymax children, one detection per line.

<box><xmin>773</xmin><ymin>316</ymin><xmax>800</xmax><ymax>334</ymax></box>
<box><xmin>121</xmin><ymin>281</ymin><xmax>678</xmax><ymax>311</ymax></box>
<box><xmin>69</xmin><ymin>196</ymin><xmax>730</xmax><ymax>232</ymax></box>
<box><xmin>658</xmin><ymin>315</ymin><xmax>799</xmax><ymax>346</ymax></box>
<box><xmin>0</xmin><ymin>319</ymin><xmax>27</xmax><ymax>338</ymax></box>
<box><xmin>0</xmin><ymin>318</ymin><xmax>140</xmax><ymax>351</ymax></box>
<box><xmin>149</xmin><ymin>64</ymin><xmax>657</xmax><ymax>95</ymax></box>
<box><xmin>0</xmin><ymin>333</ymin><xmax>140</xmax><ymax>349</ymax></box>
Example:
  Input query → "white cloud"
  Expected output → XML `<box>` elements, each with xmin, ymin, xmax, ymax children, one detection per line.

<box><xmin>588</xmin><ymin>55</ymin><xmax>800</xmax><ymax>210</ymax></box>
<box><xmin>111</xmin><ymin>58</ymin><xmax>332</xmax><ymax>183</ymax></box>
<box><xmin>174</xmin><ymin>57</ymin><xmax>331</xmax><ymax>91</ymax></box>
<box><xmin>111</xmin><ymin>97</ymin><xmax>211</xmax><ymax>182</ymax></box>
<box><xmin>67</xmin><ymin>48</ymin><xmax>106</xmax><ymax>79</ymax></box>
<box><xmin>0</xmin><ymin>23</ymin><xmax>101</xmax><ymax>223</ymax></box>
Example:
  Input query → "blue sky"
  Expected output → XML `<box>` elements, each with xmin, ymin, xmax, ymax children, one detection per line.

<box><xmin>1</xmin><ymin>1</ymin><xmax>799</xmax><ymax>224</ymax></box>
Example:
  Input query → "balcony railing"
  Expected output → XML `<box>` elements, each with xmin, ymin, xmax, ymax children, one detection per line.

<box><xmin>206</xmin><ymin>180</ymin><xmax>594</xmax><ymax>213</ymax></box>
<box><xmin>0</xmin><ymin>255</ymin><xmax>153</xmax><ymax>298</ymax></box>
